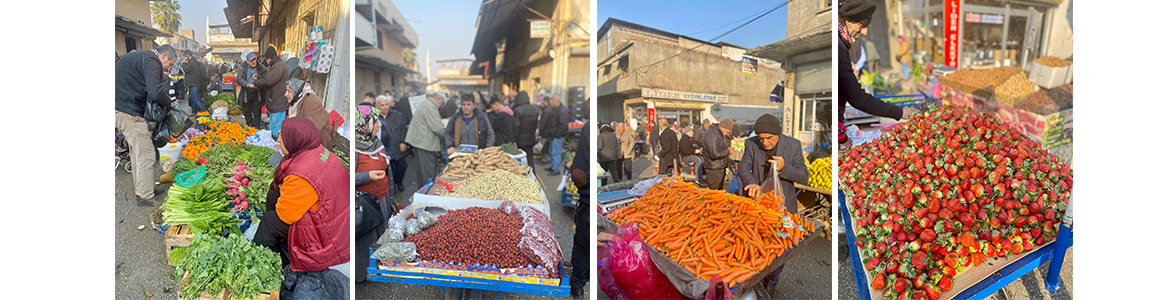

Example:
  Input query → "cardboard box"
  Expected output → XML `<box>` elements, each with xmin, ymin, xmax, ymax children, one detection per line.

<box><xmin>1028</xmin><ymin>61</ymin><xmax>1070</xmax><ymax>89</ymax></box>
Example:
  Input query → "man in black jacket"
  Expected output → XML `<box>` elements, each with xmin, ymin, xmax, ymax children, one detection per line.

<box><xmin>445</xmin><ymin>94</ymin><xmax>495</xmax><ymax>154</ymax></box>
<box><xmin>546</xmin><ymin>95</ymin><xmax>571</xmax><ymax>176</ymax></box>
<box><xmin>737</xmin><ymin>114</ymin><xmax>808</xmax><ymax>208</ymax></box>
<box><xmin>181</xmin><ymin>51</ymin><xmax>208</xmax><ymax>115</ymax></box>
<box><xmin>597</xmin><ymin>124</ymin><xmax>623</xmax><ymax>182</ymax></box>
<box><xmin>839</xmin><ymin>0</ymin><xmax>917</xmax><ymax>149</ymax></box>
<box><xmin>487</xmin><ymin>97</ymin><xmax>517</xmax><ymax>146</ymax></box>
<box><xmin>254</xmin><ymin>46</ymin><xmax>290</xmax><ymax>139</ymax></box>
<box><xmin>387</xmin><ymin>90</ymin><xmax>413</xmax><ymax>124</ymax></box>
<box><xmin>115</xmin><ymin>45</ymin><xmax>176</xmax><ymax>206</ymax></box>
<box><xmin>512</xmin><ymin>92</ymin><xmax>540</xmax><ymax>168</ymax></box>
<box><xmin>377</xmin><ymin>95</ymin><xmax>410</xmax><ymax>193</ymax></box>
<box><xmin>702</xmin><ymin>119</ymin><xmax>735</xmax><ymax>190</ymax></box>
<box><xmin>656</xmin><ymin>119</ymin><xmax>679</xmax><ymax>176</ymax></box>
<box><xmin>679</xmin><ymin>126</ymin><xmax>704</xmax><ymax>184</ymax></box>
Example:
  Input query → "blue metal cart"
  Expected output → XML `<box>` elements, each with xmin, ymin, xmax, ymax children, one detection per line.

<box><xmin>840</xmin><ymin>190</ymin><xmax>1073</xmax><ymax>299</ymax></box>
<box><xmin>368</xmin><ymin>249</ymin><xmax>571</xmax><ymax>299</ymax></box>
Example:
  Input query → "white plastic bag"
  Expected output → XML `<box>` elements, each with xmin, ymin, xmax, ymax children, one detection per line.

<box><xmin>212</xmin><ymin>107</ymin><xmax>229</xmax><ymax>120</ymax></box>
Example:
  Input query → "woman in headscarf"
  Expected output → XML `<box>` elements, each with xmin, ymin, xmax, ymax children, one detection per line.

<box><xmin>252</xmin><ymin>117</ymin><xmax>349</xmax><ymax>272</ymax></box>
<box><xmin>285</xmin><ymin>77</ymin><xmax>334</xmax><ymax>149</ymax></box>
<box><xmin>353</xmin><ymin>102</ymin><xmax>394</xmax><ymax>283</ymax></box>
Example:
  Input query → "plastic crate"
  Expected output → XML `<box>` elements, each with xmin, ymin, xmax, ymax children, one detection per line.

<box><xmin>561</xmin><ymin>190</ymin><xmax>579</xmax><ymax>208</ymax></box>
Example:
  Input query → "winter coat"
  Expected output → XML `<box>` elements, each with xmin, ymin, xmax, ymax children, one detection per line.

<box><xmin>114</xmin><ymin>50</ymin><xmax>171</xmax><ymax>118</ymax></box>
<box><xmin>737</xmin><ymin>135</ymin><xmax>808</xmax><ymax>212</ymax></box>
<box><xmin>512</xmin><ymin>92</ymin><xmax>540</xmax><ymax>147</ymax></box>
<box><xmin>658</xmin><ymin>127</ymin><xmax>679</xmax><ymax>171</ymax></box>
<box><xmin>283</xmin><ymin>145</ymin><xmax>350</xmax><ymax>272</ymax></box>
<box><xmin>254</xmin><ymin>58</ymin><xmax>290</xmax><ymax>113</ymax></box>
<box><xmin>546</xmin><ymin>105</ymin><xmax>571</xmax><ymax>139</ymax></box>
<box><xmin>839</xmin><ymin>34</ymin><xmax>903</xmax><ymax>122</ymax></box>
<box><xmin>445</xmin><ymin>110</ymin><xmax>495</xmax><ymax>150</ymax></box>
<box><xmin>405</xmin><ymin>98</ymin><xmax>445</xmax><ymax>152</ymax></box>
<box><xmin>619</xmin><ymin>129</ymin><xmax>636</xmax><ymax>159</ymax></box>
<box><xmin>488</xmin><ymin>111</ymin><xmax>517</xmax><ymax>146</ymax></box>
<box><xmin>597</xmin><ymin>127</ymin><xmax>622</xmax><ymax>162</ymax></box>
<box><xmin>701</xmin><ymin>126</ymin><xmax>731</xmax><ymax>170</ymax></box>
<box><xmin>679</xmin><ymin>133</ymin><xmax>701</xmax><ymax>157</ymax></box>
<box><xmin>379</xmin><ymin>109</ymin><xmax>408</xmax><ymax>160</ymax></box>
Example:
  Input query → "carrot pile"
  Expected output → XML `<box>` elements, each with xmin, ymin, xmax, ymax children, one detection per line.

<box><xmin>608</xmin><ymin>178</ymin><xmax>813</xmax><ymax>287</ymax></box>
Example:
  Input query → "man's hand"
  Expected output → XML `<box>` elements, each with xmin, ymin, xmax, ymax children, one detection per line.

<box><xmin>447</xmin><ymin>147</ymin><xmax>456</xmax><ymax>155</ymax></box>
<box><xmin>771</xmin><ymin>156</ymin><xmax>785</xmax><ymax>171</ymax></box>
<box><xmin>597</xmin><ymin>232</ymin><xmax>616</xmax><ymax>247</ymax></box>
<box><xmin>400</xmin><ymin>143</ymin><xmax>408</xmax><ymax>152</ymax></box>
<box><xmin>902</xmin><ymin>107</ymin><xmax>920</xmax><ymax>118</ymax></box>
<box><xmin>248</xmin><ymin>84</ymin><xmax>255</xmax><ymax>89</ymax></box>
<box><xmin>369</xmin><ymin>170</ymin><xmax>386</xmax><ymax>181</ymax></box>
<box><xmin>744</xmin><ymin>184</ymin><xmax>762</xmax><ymax>199</ymax></box>
<box><xmin>841</xmin><ymin>139</ymin><xmax>853</xmax><ymax>152</ymax></box>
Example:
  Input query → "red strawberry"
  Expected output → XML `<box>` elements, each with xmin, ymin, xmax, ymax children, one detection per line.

<box><xmin>911</xmin><ymin>251</ymin><xmax>928</xmax><ymax>271</ymax></box>
<box><xmin>972</xmin><ymin>252</ymin><xmax>987</xmax><ymax>266</ymax></box>
<box><xmin>894</xmin><ymin>277</ymin><xmax>909</xmax><ymax>293</ymax></box>
<box><xmin>867</xmin><ymin>257</ymin><xmax>880</xmax><ymax>270</ymax></box>
<box><xmin>872</xmin><ymin>272</ymin><xmax>888</xmax><ymax>290</ymax></box>
<box><xmin>923</xmin><ymin>283</ymin><xmax>942</xmax><ymax>300</ymax></box>
<box><xmin>920</xmin><ymin>229</ymin><xmax>937</xmax><ymax>243</ymax></box>
<box><xmin>938</xmin><ymin>276</ymin><xmax>954</xmax><ymax>292</ymax></box>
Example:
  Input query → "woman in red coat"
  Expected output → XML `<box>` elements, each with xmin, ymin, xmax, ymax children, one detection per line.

<box><xmin>252</xmin><ymin>117</ymin><xmax>350</xmax><ymax>272</ymax></box>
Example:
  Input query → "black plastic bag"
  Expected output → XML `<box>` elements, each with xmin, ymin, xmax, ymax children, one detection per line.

<box><xmin>281</xmin><ymin>266</ymin><xmax>351</xmax><ymax>300</ymax></box>
<box><xmin>166</xmin><ymin>109</ymin><xmax>193</xmax><ymax>136</ymax></box>
<box><xmin>151</xmin><ymin>117</ymin><xmax>170</xmax><ymax>148</ymax></box>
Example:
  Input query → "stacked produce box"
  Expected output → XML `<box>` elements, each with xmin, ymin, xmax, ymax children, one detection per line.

<box><xmin>841</xmin><ymin>105</ymin><xmax>1071</xmax><ymax>299</ymax></box>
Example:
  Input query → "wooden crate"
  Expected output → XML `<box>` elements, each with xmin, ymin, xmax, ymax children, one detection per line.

<box><xmin>178</xmin><ymin>271</ymin><xmax>279</xmax><ymax>300</ymax></box>
<box><xmin>165</xmin><ymin>225</ymin><xmax>195</xmax><ymax>265</ymax></box>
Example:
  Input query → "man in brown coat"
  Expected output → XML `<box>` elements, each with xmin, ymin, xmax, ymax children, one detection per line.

<box><xmin>253</xmin><ymin>46</ymin><xmax>290</xmax><ymax>139</ymax></box>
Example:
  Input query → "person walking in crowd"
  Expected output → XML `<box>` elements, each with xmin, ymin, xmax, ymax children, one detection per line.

<box><xmin>115</xmin><ymin>44</ymin><xmax>177</xmax><ymax>206</ymax></box>
<box><xmin>240</xmin><ymin>52</ymin><xmax>263</xmax><ymax>128</ymax></box>
<box><xmin>864</xmin><ymin>30</ymin><xmax>881</xmax><ymax>75</ymax></box>
<box><xmin>656</xmin><ymin>118</ymin><xmax>679</xmax><ymax>176</ymax></box>
<box><xmin>597</xmin><ymin>123</ymin><xmax>622</xmax><ymax>182</ymax></box>
<box><xmin>252</xmin><ymin>117</ymin><xmax>349</xmax><ymax>272</ymax></box>
<box><xmin>405</xmin><ymin>91</ymin><xmax>448</xmax><ymax>184</ymax></box>
<box><xmin>445</xmin><ymin>94</ymin><xmax>495</xmax><ymax>155</ymax></box>
<box><xmin>679</xmin><ymin>125</ymin><xmax>705</xmax><ymax>185</ymax></box>
<box><xmin>182</xmin><ymin>50</ymin><xmax>208</xmax><ymax>115</ymax></box>
<box><xmin>702</xmin><ymin>119</ymin><xmax>736</xmax><ymax>190</ymax></box>
<box><xmin>839</xmin><ymin>0</ymin><xmax>917</xmax><ymax>150</ymax></box>
<box><xmin>617</xmin><ymin>123</ymin><xmax>635</xmax><ymax>181</ymax></box>
<box><xmin>386</xmin><ymin>90</ymin><xmax>413</xmax><ymax>124</ymax></box>
<box><xmin>545</xmin><ymin>95</ymin><xmax>571</xmax><ymax>176</ymax></box>
<box><xmin>649</xmin><ymin>118</ymin><xmax>661</xmax><ymax>163</ymax></box>
<box><xmin>355</xmin><ymin>103</ymin><xmax>395</xmax><ymax>216</ymax></box>
<box><xmin>285</xmin><ymin>77</ymin><xmax>332</xmax><ymax>149</ymax></box>
<box><xmin>539</xmin><ymin>95</ymin><xmax>554</xmax><ymax>164</ymax></box>
<box><xmin>376</xmin><ymin>95</ymin><xmax>409</xmax><ymax>193</ymax></box>
<box><xmin>896</xmin><ymin>35</ymin><xmax>912</xmax><ymax>82</ymax></box>
<box><xmin>567</xmin><ymin>122</ymin><xmax>591</xmax><ymax>298</ymax></box>
<box><xmin>487</xmin><ymin>96</ymin><xmax>516</xmax><ymax>147</ymax></box>
<box><xmin>512</xmin><ymin>91</ymin><xmax>540</xmax><ymax>168</ymax></box>
<box><xmin>254</xmin><ymin>46</ymin><xmax>291</xmax><ymax>140</ymax></box>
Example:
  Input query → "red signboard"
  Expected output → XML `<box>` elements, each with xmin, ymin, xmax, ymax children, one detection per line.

<box><xmin>647</xmin><ymin>108</ymin><xmax>656</xmax><ymax>124</ymax></box>
<box><xmin>944</xmin><ymin>0</ymin><xmax>961</xmax><ymax>68</ymax></box>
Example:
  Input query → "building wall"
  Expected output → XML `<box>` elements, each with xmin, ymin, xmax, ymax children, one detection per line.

<box><xmin>357</xmin><ymin>26</ymin><xmax>407</xmax><ymax>66</ymax></box>
<box><xmin>787</xmin><ymin>0</ymin><xmax>831</xmax><ymax>39</ymax></box>
<box><xmin>1044</xmin><ymin>0</ymin><xmax>1072</xmax><ymax>59</ymax></box>
<box><xmin>601</xmin><ymin>41</ymin><xmax>781</xmax><ymax>107</ymax></box>
<box><xmin>115</xmin><ymin>0</ymin><xmax>152</xmax><ymax>25</ymax></box>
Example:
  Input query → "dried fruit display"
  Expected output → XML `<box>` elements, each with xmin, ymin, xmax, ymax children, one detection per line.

<box><xmin>441</xmin><ymin>146</ymin><xmax>532</xmax><ymax>179</ymax></box>
<box><xmin>437</xmin><ymin>170</ymin><xmax>545</xmax><ymax>204</ymax></box>
<box><xmin>842</xmin><ymin>105</ymin><xmax>1071</xmax><ymax>298</ymax></box>
<box><xmin>993</xmin><ymin>72</ymin><xmax>1035</xmax><ymax>107</ymax></box>
<box><xmin>404</xmin><ymin>207</ymin><xmax>533</xmax><ymax>269</ymax></box>
<box><xmin>1034</xmin><ymin>56</ymin><xmax>1071</xmax><ymax>67</ymax></box>
<box><xmin>938</xmin><ymin>67</ymin><xmax>1023</xmax><ymax>97</ymax></box>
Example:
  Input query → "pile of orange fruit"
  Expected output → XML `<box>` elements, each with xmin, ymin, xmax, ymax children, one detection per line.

<box><xmin>181</xmin><ymin>120</ymin><xmax>259</xmax><ymax>161</ymax></box>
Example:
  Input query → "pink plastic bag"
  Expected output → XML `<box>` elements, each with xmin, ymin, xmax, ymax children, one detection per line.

<box><xmin>606</xmin><ymin>223</ymin><xmax>684</xmax><ymax>300</ymax></box>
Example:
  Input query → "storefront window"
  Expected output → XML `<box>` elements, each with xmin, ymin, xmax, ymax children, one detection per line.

<box><xmin>801</xmin><ymin>97</ymin><xmax>829</xmax><ymax>132</ymax></box>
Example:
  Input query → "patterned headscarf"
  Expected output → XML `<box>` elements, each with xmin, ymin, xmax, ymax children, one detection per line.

<box><xmin>355</xmin><ymin>103</ymin><xmax>385</xmax><ymax>156</ymax></box>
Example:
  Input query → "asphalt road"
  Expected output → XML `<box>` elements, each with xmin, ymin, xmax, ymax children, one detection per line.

<box><xmin>355</xmin><ymin>151</ymin><xmax>589</xmax><ymax>300</ymax></box>
<box><xmin>114</xmin><ymin>153</ymin><xmax>180</xmax><ymax>300</ymax></box>
<box><xmin>596</xmin><ymin>156</ymin><xmax>833</xmax><ymax>300</ymax></box>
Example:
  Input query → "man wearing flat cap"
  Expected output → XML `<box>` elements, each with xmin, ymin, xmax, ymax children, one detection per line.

<box><xmin>839</xmin><ymin>0</ymin><xmax>917</xmax><ymax>150</ymax></box>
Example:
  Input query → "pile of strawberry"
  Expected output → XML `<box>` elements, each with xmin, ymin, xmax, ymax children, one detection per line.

<box><xmin>842</xmin><ymin>105</ymin><xmax>1071</xmax><ymax>299</ymax></box>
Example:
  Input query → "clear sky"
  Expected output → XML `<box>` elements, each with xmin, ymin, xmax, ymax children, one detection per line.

<box><xmin>394</xmin><ymin>0</ymin><xmax>483</xmax><ymax>79</ymax></box>
<box><xmin>172</xmin><ymin>0</ymin><xmax>230</xmax><ymax>45</ymax></box>
<box><xmin>597</xmin><ymin>0</ymin><xmax>789</xmax><ymax>49</ymax></box>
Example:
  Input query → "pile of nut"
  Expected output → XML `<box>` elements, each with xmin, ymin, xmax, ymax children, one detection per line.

<box><xmin>1034</xmin><ymin>56</ymin><xmax>1072</xmax><ymax>67</ymax></box>
<box><xmin>939</xmin><ymin>66</ymin><xmax>1024</xmax><ymax>96</ymax></box>
<box><xmin>441</xmin><ymin>147</ymin><xmax>531</xmax><ymax>179</ymax></box>
<box><xmin>404</xmin><ymin>207</ymin><xmax>534</xmax><ymax>268</ymax></box>
<box><xmin>1018</xmin><ymin>84</ymin><xmax>1073</xmax><ymax>114</ymax></box>
<box><xmin>994</xmin><ymin>72</ymin><xmax>1036</xmax><ymax>106</ymax></box>
<box><xmin>1050</xmin><ymin>84</ymin><xmax>1073</xmax><ymax>108</ymax></box>
<box><xmin>439</xmin><ymin>169</ymin><xmax>545</xmax><ymax>204</ymax></box>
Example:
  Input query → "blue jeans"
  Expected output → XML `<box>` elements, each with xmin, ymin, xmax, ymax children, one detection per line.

<box><xmin>269</xmin><ymin>111</ymin><xmax>286</xmax><ymax>139</ymax></box>
<box><xmin>189</xmin><ymin>87</ymin><xmax>205</xmax><ymax>113</ymax></box>
<box><xmin>549</xmin><ymin>137</ymin><xmax>565</xmax><ymax>173</ymax></box>
<box><xmin>901</xmin><ymin>61</ymin><xmax>911</xmax><ymax>80</ymax></box>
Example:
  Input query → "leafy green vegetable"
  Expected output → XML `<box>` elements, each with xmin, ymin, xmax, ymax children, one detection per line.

<box><xmin>163</xmin><ymin>180</ymin><xmax>240</xmax><ymax>235</ymax></box>
<box><xmin>501</xmin><ymin>143</ymin><xmax>522</xmax><ymax>155</ymax></box>
<box><xmin>171</xmin><ymin>233</ymin><xmax>283</xmax><ymax>300</ymax></box>
<box><xmin>173</xmin><ymin>157</ymin><xmax>200</xmax><ymax>175</ymax></box>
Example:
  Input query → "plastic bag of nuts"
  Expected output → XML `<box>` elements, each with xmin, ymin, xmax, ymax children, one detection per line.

<box><xmin>405</xmin><ymin>218</ymin><xmax>423</xmax><ymax>236</ymax></box>
<box><xmin>377</xmin><ymin>229</ymin><xmax>405</xmax><ymax>244</ymax></box>
<box><xmin>416</xmin><ymin>211</ymin><xmax>439</xmax><ymax>228</ymax></box>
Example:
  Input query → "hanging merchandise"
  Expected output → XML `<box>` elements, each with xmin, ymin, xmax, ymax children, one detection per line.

<box><xmin>314</xmin><ymin>44</ymin><xmax>335</xmax><ymax>74</ymax></box>
<box><xmin>302</xmin><ymin>41</ymin><xmax>318</xmax><ymax>69</ymax></box>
